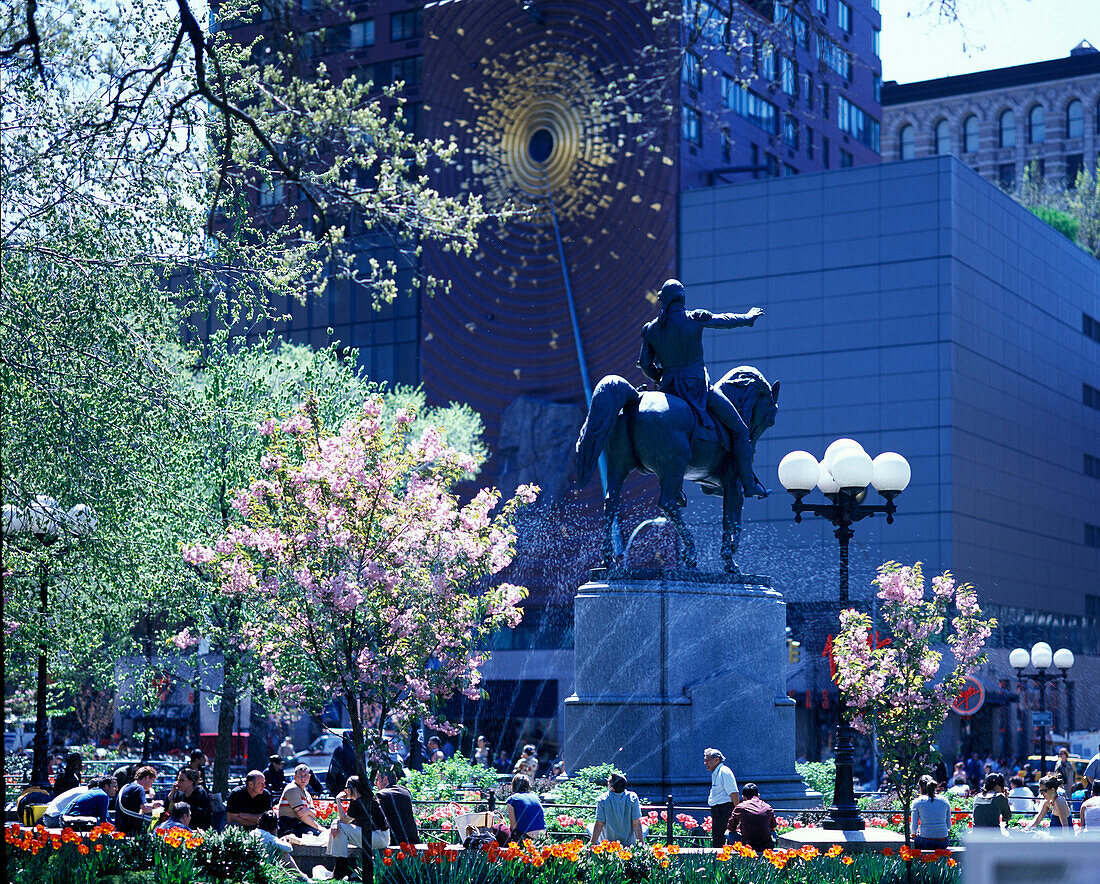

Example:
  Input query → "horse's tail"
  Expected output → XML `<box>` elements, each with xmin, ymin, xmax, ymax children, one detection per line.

<box><xmin>576</xmin><ymin>375</ymin><xmax>639</xmax><ymax>487</ymax></box>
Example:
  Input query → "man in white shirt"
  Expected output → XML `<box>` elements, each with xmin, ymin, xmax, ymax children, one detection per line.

<box><xmin>703</xmin><ymin>747</ymin><xmax>739</xmax><ymax>848</ymax></box>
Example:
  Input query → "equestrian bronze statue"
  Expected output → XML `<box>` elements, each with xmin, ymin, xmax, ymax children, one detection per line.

<box><xmin>576</xmin><ymin>279</ymin><xmax>779</xmax><ymax>573</ymax></box>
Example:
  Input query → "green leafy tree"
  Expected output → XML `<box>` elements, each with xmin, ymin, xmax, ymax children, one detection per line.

<box><xmin>1009</xmin><ymin>161</ymin><xmax>1100</xmax><ymax>259</ymax></box>
<box><xmin>166</xmin><ymin>339</ymin><xmax>488</xmax><ymax>792</ymax></box>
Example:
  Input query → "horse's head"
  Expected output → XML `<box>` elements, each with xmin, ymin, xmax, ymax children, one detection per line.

<box><xmin>716</xmin><ymin>367</ymin><xmax>779</xmax><ymax>444</ymax></box>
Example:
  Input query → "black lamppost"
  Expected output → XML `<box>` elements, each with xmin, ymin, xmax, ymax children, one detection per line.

<box><xmin>1008</xmin><ymin>642</ymin><xmax>1074</xmax><ymax>777</ymax></box>
<box><xmin>2</xmin><ymin>496</ymin><xmax>97</xmax><ymax>787</ymax></box>
<box><xmin>779</xmin><ymin>440</ymin><xmax>911</xmax><ymax>831</ymax></box>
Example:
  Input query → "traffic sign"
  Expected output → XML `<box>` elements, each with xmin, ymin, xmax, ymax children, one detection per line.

<box><xmin>1032</xmin><ymin>710</ymin><xmax>1053</xmax><ymax>727</ymax></box>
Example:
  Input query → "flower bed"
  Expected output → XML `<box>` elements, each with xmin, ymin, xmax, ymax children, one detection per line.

<box><xmin>379</xmin><ymin>840</ymin><xmax>961</xmax><ymax>884</ymax></box>
<box><xmin>5</xmin><ymin>822</ymin><xmax>292</xmax><ymax>884</ymax></box>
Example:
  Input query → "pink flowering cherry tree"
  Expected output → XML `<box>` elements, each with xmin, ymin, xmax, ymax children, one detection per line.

<box><xmin>832</xmin><ymin>561</ymin><xmax>995</xmax><ymax>852</ymax></box>
<box><xmin>184</xmin><ymin>393</ymin><xmax>536</xmax><ymax>781</ymax></box>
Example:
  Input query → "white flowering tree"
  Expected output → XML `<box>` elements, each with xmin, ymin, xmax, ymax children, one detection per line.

<box><xmin>832</xmin><ymin>561</ymin><xmax>995</xmax><ymax>851</ymax></box>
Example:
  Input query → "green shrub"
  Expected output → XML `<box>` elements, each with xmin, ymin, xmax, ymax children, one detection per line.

<box><xmin>405</xmin><ymin>756</ymin><xmax>500</xmax><ymax>802</ymax></box>
<box><xmin>795</xmin><ymin>760</ymin><xmax>835</xmax><ymax>807</ymax></box>
<box><xmin>1031</xmin><ymin>206</ymin><xmax>1079</xmax><ymax>241</ymax></box>
<box><xmin>543</xmin><ymin>764</ymin><xmax>624</xmax><ymax>807</ymax></box>
<box><xmin>192</xmin><ymin>826</ymin><xmax>272</xmax><ymax>882</ymax></box>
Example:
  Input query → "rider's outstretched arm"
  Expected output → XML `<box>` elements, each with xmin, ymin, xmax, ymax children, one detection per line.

<box><xmin>690</xmin><ymin>307</ymin><xmax>764</xmax><ymax>329</ymax></box>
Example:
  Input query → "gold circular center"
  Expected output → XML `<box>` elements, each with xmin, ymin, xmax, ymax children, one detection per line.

<box><xmin>501</xmin><ymin>94</ymin><xmax>584</xmax><ymax>199</ymax></box>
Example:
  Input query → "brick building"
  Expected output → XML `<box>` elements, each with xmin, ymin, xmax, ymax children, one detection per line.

<box><xmin>881</xmin><ymin>41</ymin><xmax>1100</xmax><ymax>188</ymax></box>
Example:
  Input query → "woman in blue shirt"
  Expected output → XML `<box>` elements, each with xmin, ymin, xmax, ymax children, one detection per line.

<box><xmin>506</xmin><ymin>775</ymin><xmax>546</xmax><ymax>842</ymax></box>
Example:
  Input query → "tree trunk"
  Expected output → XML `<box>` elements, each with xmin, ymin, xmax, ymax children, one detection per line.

<box><xmin>247</xmin><ymin>696</ymin><xmax>272</xmax><ymax>773</ymax></box>
<box><xmin>212</xmin><ymin>670</ymin><xmax>238</xmax><ymax>796</ymax></box>
<box><xmin>344</xmin><ymin>689</ymin><xmax>373</xmax><ymax>883</ymax></box>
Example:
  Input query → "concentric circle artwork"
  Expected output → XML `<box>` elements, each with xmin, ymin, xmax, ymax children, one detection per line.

<box><xmin>421</xmin><ymin>0</ymin><xmax>679</xmax><ymax>445</ymax></box>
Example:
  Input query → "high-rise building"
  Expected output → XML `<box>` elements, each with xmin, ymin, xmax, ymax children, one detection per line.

<box><xmin>881</xmin><ymin>41</ymin><xmax>1100</xmax><ymax>189</ymax></box>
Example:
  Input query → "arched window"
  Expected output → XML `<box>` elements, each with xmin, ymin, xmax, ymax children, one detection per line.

<box><xmin>963</xmin><ymin>115</ymin><xmax>979</xmax><ymax>153</ymax></box>
<box><xmin>1066</xmin><ymin>99</ymin><xmax>1083</xmax><ymax>139</ymax></box>
<box><xmin>999</xmin><ymin>109</ymin><xmax>1016</xmax><ymax>148</ymax></box>
<box><xmin>899</xmin><ymin>124</ymin><xmax>915</xmax><ymax>160</ymax></box>
<box><xmin>934</xmin><ymin>120</ymin><xmax>950</xmax><ymax>155</ymax></box>
<box><xmin>1028</xmin><ymin>106</ymin><xmax>1045</xmax><ymax>143</ymax></box>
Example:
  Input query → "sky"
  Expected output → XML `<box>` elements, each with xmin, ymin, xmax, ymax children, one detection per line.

<box><xmin>880</xmin><ymin>0</ymin><xmax>1098</xmax><ymax>83</ymax></box>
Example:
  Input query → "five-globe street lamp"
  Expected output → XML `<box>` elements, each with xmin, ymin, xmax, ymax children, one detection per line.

<box><xmin>1009</xmin><ymin>642</ymin><xmax>1075</xmax><ymax>780</ymax></box>
<box><xmin>2</xmin><ymin>496</ymin><xmax>97</xmax><ymax>787</ymax></box>
<box><xmin>778</xmin><ymin>439</ymin><xmax>911</xmax><ymax>831</ymax></box>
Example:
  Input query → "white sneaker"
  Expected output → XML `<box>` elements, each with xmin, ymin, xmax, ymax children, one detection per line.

<box><xmin>311</xmin><ymin>865</ymin><xmax>333</xmax><ymax>880</ymax></box>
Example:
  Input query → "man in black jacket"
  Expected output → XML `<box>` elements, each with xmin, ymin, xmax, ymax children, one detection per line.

<box><xmin>374</xmin><ymin>769</ymin><xmax>419</xmax><ymax>846</ymax></box>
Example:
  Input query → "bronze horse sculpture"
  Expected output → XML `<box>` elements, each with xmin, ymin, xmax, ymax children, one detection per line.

<box><xmin>576</xmin><ymin>366</ymin><xmax>779</xmax><ymax>573</ymax></box>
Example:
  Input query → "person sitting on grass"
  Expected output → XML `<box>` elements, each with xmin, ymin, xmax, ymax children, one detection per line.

<box><xmin>253</xmin><ymin>811</ymin><xmax>309</xmax><ymax>882</ymax></box>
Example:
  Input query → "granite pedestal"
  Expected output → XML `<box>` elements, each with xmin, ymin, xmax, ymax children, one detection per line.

<box><xmin>564</xmin><ymin>571</ymin><xmax>817</xmax><ymax>809</ymax></box>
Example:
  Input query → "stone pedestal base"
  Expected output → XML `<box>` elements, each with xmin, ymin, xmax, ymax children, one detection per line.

<box><xmin>777</xmin><ymin>827</ymin><xmax>905</xmax><ymax>853</ymax></box>
<box><xmin>564</xmin><ymin>572</ymin><xmax>817</xmax><ymax>809</ymax></box>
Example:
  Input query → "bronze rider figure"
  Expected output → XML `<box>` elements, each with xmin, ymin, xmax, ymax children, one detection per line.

<box><xmin>638</xmin><ymin>278</ymin><xmax>768</xmax><ymax>501</ymax></box>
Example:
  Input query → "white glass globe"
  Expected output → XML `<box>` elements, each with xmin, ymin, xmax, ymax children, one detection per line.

<box><xmin>2</xmin><ymin>504</ymin><xmax>25</xmax><ymax>535</ymax></box>
<box><xmin>817</xmin><ymin>461</ymin><xmax>840</xmax><ymax>494</ymax></box>
<box><xmin>66</xmin><ymin>504</ymin><xmax>98</xmax><ymax>536</ymax></box>
<box><xmin>1052</xmin><ymin>648</ymin><xmax>1075</xmax><ymax>671</ymax></box>
<box><xmin>1008</xmin><ymin>647</ymin><xmax>1030</xmax><ymax>670</ymax></box>
<box><xmin>824</xmin><ymin>438</ymin><xmax>865</xmax><ymax>474</ymax></box>
<box><xmin>26</xmin><ymin>495</ymin><xmax>60</xmax><ymax>536</ymax></box>
<box><xmin>872</xmin><ymin>452</ymin><xmax>912</xmax><ymax>493</ymax></box>
<box><xmin>831</xmin><ymin>450</ymin><xmax>874</xmax><ymax>489</ymax></box>
<box><xmin>1030</xmin><ymin>642</ymin><xmax>1053</xmax><ymax>670</ymax></box>
<box><xmin>778</xmin><ymin>451</ymin><xmax>820</xmax><ymax>491</ymax></box>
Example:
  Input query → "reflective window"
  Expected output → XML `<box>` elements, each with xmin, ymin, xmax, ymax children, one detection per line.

<box><xmin>999</xmin><ymin>109</ymin><xmax>1016</xmax><ymax>148</ymax></box>
<box><xmin>1067</xmin><ymin>99</ymin><xmax>1084</xmax><ymax>138</ymax></box>
<box><xmin>1028</xmin><ymin>106</ymin><xmax>1045</xmax><ymax>143</ymax></box>
<box><xmin>934</xmin><ymin>120</ymin><xmax>950</xmax><ymax>155</ymax></box>
<box><xmin>963</xmin><ymin>115</ymin><xmax>979</xmax><ymax>153</ymax></box>
<box><xmin>899</xmin><ymin>124</ymin><xmax>914</xmax><ymax>160</ymax></box>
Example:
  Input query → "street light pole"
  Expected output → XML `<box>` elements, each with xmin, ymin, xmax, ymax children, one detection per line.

<box><xmin>1009</xmin><ymin>643</ymin><xmax>1074</xmax><ymax>776</ymax></box>
<box><xmin>32</xmin><ymin>558</ymin><xmax>52</xmax><ymax>787</ymax></box>
<box><xmin>779</xmin><ymin>440</ymin><xmax>911</xmax><ymax>832</ymax></box>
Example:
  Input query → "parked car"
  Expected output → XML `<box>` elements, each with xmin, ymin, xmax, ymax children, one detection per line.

<box><xmin>1028</xmin><ymin>754</ymin><xmax>1088</xmax><ymax>789</ymax></box>
<box><xmin>293</xmin><ymin>729</ymin><xmax>351</xmax><ymax>776</ymax></box>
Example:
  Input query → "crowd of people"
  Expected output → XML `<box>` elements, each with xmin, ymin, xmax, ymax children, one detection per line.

<box><xmin>37</xmin><ymin>745</ymin><xmax>422</xmax><ymax>882</ymax></box>
<box><xmin>31</xmin><ymin>734</ymin><xmax>1100</xmax><ymax>881</ymax></box>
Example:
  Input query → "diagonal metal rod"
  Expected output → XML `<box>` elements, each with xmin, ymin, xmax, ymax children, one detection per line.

<box><xmin>543</xmin><ymin>179</ymin><xmax>608</xmax><ymax>499</ymax></box>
